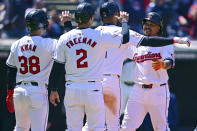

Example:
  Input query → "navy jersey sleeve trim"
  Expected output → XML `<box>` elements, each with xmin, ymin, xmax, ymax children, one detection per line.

<box><xmin>6</xmin><ymin>63</ymin><xmax>17</xmax><ymax>68</ymax></box>
<box><xmin>139</xmin><ymin>36</ymin><xmax>173</xmax><ymax>47</ymax></box>
<box><xmin>7</xmin><ymin>66</ymin><xmax>17</xmax><ymax>90</ymax></box>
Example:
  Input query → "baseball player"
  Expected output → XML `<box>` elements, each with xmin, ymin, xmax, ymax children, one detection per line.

<box><xmin>81</xmin><ymin>2</ymin><xmax>191</xmax><ymax>131</ymax></box>
<box><xmin>49</xmin><ymin>2</ymin><xmax>130</xmax><ymax>131</ymax></box>
<box><xmin>121</xmin><ymin>12</ymin><xmax>177</xmax><ymax>131</ymax></box>
<box><xmin>6</xmin><ymin>9</ymin><xmax>57</xmax><ymax>131</ymax></box>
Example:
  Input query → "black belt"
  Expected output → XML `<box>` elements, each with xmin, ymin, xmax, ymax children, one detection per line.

<box><xmin>88</xmin><ymin>81</ymin><xmax>95</xmax><ymax>82</ymax></box>
<box><xmin>103</xmin><ymin>74</ymin><xmax>120</xmax><ymax>78</ymax></box>
<box><xmin>16</xmin><ymin>82</ymin><xmax>38</xmax><ymax>86</ymax></box>
<box><xmin>66</xmin><ymin>80</ymin><xmax>95</xmax><ymax>83</ymax></box>
<box><xmin>142</xmin><ymin>83</ymin><xmax>166</xmax><ymax>89</ymax></box>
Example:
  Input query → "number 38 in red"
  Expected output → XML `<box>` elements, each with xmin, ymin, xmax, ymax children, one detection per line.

<box><xmin>18</xmin><ymin>56</ymin><xmax>40</xmax><ymax>74</ymax></box>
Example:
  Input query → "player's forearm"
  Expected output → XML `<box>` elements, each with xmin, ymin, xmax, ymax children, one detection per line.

<box><xmin>64</xmin><ymin>21</ymin><xmax>73</xmax><ymax>32</ymax></box>
<box><xmin>140</xmin><ymin>36</ymin><xmax>173</xmax><ymax>47</ymax></box>
<box><xmin>48</xmin><ymin>61</ymin><xmax>65</xmax><ymax>91</ymax></box>
<box><xmin>121</xmin><ymin>20</ymin><xmax>129</xmax><ymax>44</ymax></box>
<box><xmin>7</xmin><ymin>66</ymin><xmax>17</xmax><ymax>90</ymax></box>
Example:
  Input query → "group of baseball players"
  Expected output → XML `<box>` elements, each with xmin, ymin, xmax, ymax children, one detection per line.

<box><xmin>5</xmin><ymin>1</ymin><xmax>191</xmax><ymax>131</ymax></box>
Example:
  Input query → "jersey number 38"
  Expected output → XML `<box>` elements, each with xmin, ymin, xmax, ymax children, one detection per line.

<box><xmin>18</xmin><ymin>56</ymin><xmax>40</xmax><ymax>74</ymax></box>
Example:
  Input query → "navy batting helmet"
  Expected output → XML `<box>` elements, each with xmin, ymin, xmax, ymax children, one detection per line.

<box><xmin>25</xmin><ymin>9</ymin><xmax>49</xmax><ymax>31</ymax></box>
<box><xmin>100</xmin><ymin>2</ymin><xmax>120</xmax><ymax>19</ymax></box>
<box><xmin>142</xmin><ymin>12</ymin><xmax>163</xmax><ymax>35</ymax></box>
<box><xmin>75</xmin><ymin>2</ymin><xmax>95</xmax><ymax>24</ymax></box>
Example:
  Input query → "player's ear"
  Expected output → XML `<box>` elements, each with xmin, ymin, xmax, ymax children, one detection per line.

<box><xmin>89</xmin><ymin>16</ymin><xmax>94</xmax><ymax>24</ymax></box>
<box><xmin>114</xmin><ymin>12</ymin><xmax>120</xmax><ymax>17</ymax></box>
<box><xmin>90</xmin><ymin>16</ymin><xmax>94</xmax><ymax>21</ymax></box>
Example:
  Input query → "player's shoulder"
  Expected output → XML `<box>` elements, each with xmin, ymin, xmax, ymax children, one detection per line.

<box><xmin>129</xmin><ymin>29</ymin><xmax>144</xmax><ymax>37</ymax></box>
<box><xmin>42</xmin><ymin>37</ymin><xmax>57</xmax><ymax>44</ymax></box>
<box><xmin>58</xmin><ymin>31</ymin><xmax>70</xmax><ymax>43</ymax></box>
<box><xmin>10</xmin><ymin>36</ymin><xmax>28</xmax><ymax>51</ymax></box>
<box><xmin>128</xmin><ymin>45</ymin><xmax>136</xmax><ymax>50</ymax></box>
<box><xmin>59</xmin><ymin>28</ymin><xmax>76</xmax><ymax>39</ymax></box>
<box><xmin>96</xmin><ymin>25</ymin><xmax>121</xmax><ymax>32</ymax></box>
<box><xmin>162</xmin><ymin>44</ymin><xmax>174</xmax><ymax>49</ymax></box>
<box><xmin>10</xmin><ymin>39</ymin><xmax>20</xmax><ymax>51</ymax></box>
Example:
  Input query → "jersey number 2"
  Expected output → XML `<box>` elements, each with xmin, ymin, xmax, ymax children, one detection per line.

<box><xmin>18</xmin><ymin>56</ymin><xmax>40</xmax><ymax>74</ymax></box>
<box><xmin>76</xmin><ymin>49</ymin><xmax>88</xmax><ymax>68</ymax></box>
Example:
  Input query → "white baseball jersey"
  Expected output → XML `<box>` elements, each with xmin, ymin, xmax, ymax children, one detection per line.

<box><xmin>6</xmin><ymin>36</ymin><xmax>57</xmax><ymax>85</ymax></box>
<box><xmin>53</xmin><ymin>27</ymin><xmax>127</xmax><ymax>82</ymax></box>
<box><xmin>96</xmin><ymin>25</ymin><xmax>144</xmax><ymax>75</ymax></box>
<box><xmin>130</xmin><ymin>45</ymin><xmax>174</xmax><ymax>86</ymax></box>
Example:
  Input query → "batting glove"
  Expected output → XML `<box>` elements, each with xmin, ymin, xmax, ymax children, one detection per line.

<box><xmin>173</xmin><ymin>37</ymin><xmax>191</xmax><ymax>47</ymax></box>
<box><xmin>152</xmin><ymin>59</ymin><xmax>165</xmax><ymax>71</ymax></box>
<box><xmin>6</xmin><ymin>89</ymin><xmax>15</xmax><ymax>113</ymax></box>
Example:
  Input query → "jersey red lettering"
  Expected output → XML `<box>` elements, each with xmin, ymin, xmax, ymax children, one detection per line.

<box><xmin>76</xmin><ymin>49</ymin><xmax>88</xmax><ymax>68</ymax></box>
<box><xmin>18</xmin><ymin>56</ymin><xmax>40</xmax><ymax>74</ymax></box>
<box><xmin>19</xmin><ymin>56</ymin><xmax>28</xmax><ymax>74</ymax></box>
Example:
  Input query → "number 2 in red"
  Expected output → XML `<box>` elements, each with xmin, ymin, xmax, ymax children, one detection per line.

<box><xmin>76</xmin><ymin>49</ymin><xmax>88</xmax><ymax>68</ymax></box>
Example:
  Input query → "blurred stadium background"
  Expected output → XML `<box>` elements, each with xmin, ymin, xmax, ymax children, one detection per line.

<box><xmin>0</xmin><ymin>0</ymin><xmax>196</xmax><ymax>131</ymax></box>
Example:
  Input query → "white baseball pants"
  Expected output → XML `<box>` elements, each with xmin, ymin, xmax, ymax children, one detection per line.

<box><xmin>82</xmin><ymin>75</ymin><xmax>121</xmax><ymax>131</ymax></box>
<box><xmin>121</xmin><ymin>84</ymin><xmax>170</xmax><ymax>131</ymax></box>
<box><xmin>13</xmin><ymin>83</ymin><xmax>48</xmax><ymax>131</ymax></box>
<box><xmin>64</xmin><ymin>81</ymin><xmax>106</xmax><ymax>131</ymax></box>
<box><xmin>102</xmin><ymin>75</ymin><xmax>121</xmax><ymax>131</ymax></box>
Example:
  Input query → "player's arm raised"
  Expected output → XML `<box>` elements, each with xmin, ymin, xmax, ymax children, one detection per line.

<box><xmin>116</xmin><ymin>11</ymin><xmax>130</xmax><ymax>44</ymax></box>
<box><xmin>139</xmin><ymin>36</ymin><xmax>190</xmax><ymax>47</ymax></box>
<box><xmin>60</xmin><ymin>10</ymin><xmax>73</xmax><ymax>32</ymax></box>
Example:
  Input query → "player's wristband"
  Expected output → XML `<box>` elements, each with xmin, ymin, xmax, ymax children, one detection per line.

<box><xmin>64</xmin><ymin>21</ymin><xmax>73</xmax><ymax>32</ymax></box>
<box><xmin>121</xmin><ymin>19</ymin><xmax>128</xmax><ymax>23</ymax></box>
<box><xmin>121</xmin><ymin>20</ymin><xmax>129</xmax><ymax>44</ymax></box>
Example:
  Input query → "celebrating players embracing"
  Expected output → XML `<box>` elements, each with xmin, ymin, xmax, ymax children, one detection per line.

<box><xmin>49</xmin><ymin>2</ymin><xmax>130</xmax><ymax>131</ymax></box>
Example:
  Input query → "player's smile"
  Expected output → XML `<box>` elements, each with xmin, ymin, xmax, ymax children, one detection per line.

<box><xmin>144</xmin><ymin>28</ymin><xmax>152</xmax><ymax>35</ymax></box>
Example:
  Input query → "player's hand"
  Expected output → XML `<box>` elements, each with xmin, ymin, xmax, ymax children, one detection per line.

<box><xmin>50</xmin><ymin>91</ymin><xmax>60</xmax><ymax>106</ymax></box>
<box><xmin>6</xmin><ymin>89</ymin><xmax>15</xmax><ymax>113</ymax></box>
<box><xmin>152</xmin><ymin>59</ymin><xmax>164</xmax><ymax>71</ymax></box>
<box><xmin>60</xmin><ymin>10</ymin><xmax>72</xmax><ymax>24</ymax></box>
<box><xmin>116</xmin><ymin>11</ymin><xmax>129</xmax><ymax>22</ymax></box>
<box><xmin>173</xmin><ymin>37</ymin><xmax>191</xmax><ymax>47</ymax></box>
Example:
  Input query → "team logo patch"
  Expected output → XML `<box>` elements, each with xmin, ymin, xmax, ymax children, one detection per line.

<box><xmin>133</xmin><ymin>52</ymin><xmax>162</xmax><ymax>63</ymax></box>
